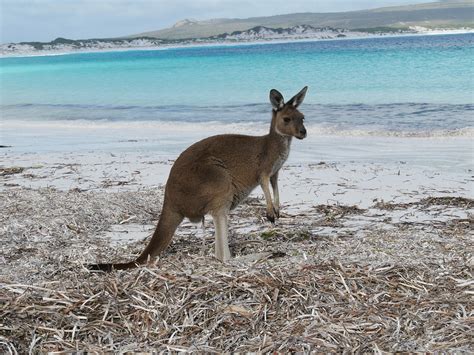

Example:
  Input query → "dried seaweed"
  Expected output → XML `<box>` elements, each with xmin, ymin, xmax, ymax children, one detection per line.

<box><xmin>374</xmin><ymin>196</ymin><xmax>474</xmax><ymax>210</ymax></box>
<box><xmin>1</xmin><ymin>261</ymin><xmax>472</xmax><ymax>353</ymax></box>
<box><xmin>0</xmin><ymin>167</ymin><xmax>24</xmax><ymax>176</ymax></box>
<box><xmin>310</xmin><ymin>204</ymin><xmax>366</xmax><ymax>227</ymax></box>
<box><xmin>0</xmin><ymin>187</ymin><xmax>472</xmax><ymax>352</ymax></box>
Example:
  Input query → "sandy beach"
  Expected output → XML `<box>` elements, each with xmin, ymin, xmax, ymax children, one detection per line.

<box><xmin>1</xmin><ymin>142</ymin><xmax>472</xmax><ymax>352</ymax></box>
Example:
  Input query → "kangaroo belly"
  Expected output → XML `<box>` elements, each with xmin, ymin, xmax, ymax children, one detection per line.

<box><xmin>230</xmin><ymin>185</ymin><xmax>256</xmax><ymax>209</ymax></box>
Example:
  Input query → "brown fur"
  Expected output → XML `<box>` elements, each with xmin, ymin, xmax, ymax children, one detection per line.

<box><xmin>89</xmin><ymin>87</ymin><xmax>308</xmax><ymax>271</ymax></box>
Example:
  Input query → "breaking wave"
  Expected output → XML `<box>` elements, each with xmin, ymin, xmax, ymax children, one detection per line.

<box><xmin>2</xmin><ymin>102</ymin><xmax>473</xmax><ymax>138</ymax></box>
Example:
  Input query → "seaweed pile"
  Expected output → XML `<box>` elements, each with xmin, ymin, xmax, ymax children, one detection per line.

<box><xmin>1</xmin><ymin>188</ymin><xmax>472</xmax><ymax>352</ymax></box>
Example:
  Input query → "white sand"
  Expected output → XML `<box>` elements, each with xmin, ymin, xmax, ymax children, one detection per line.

<box><xmin>1</xmin><ymin>123</ymin><xmax>472</xmax><ymax>264</ymax></box>
<box><xmin>2</xmin><ymin>146</ymin><xmax>472</xmax><ymax>220</ymax></box>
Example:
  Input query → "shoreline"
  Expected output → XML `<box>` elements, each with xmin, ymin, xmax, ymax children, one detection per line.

<box><xmin>2</xmin><ymin>116</ymin><xmax>473</xmax><ymax>174</ymax></box>
<box><xmin>2</xmin><ymin>117</ymin><xmax>473</xmax><ymax>137</ymax></box>
<box><xmin>1</xmin><ymin>29</ymin><xmax>472</xmax><ymax>59</ymax></box>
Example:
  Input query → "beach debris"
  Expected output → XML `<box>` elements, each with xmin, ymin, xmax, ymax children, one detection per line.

<box><xmin>313</xmin><ymin>204</ymin><xmax>365</xmax><ymax>216</ymax></box>
<box><xmin>101</xmin><ymin>179</ymin><xmax>134</xmax><ymax>188</ymax></box>
<box><xmin>2</xmin><ymin>183</ymin><xmax>20</xmax><ymax>187</ymax></box>
<box><xmin>0</xmin><ymin>167</ymin><xmax>24</xmax><ymax>176</ymax></box>
<box><xmin>374</xmin><ymin>196</ymin><xmax>474</xmax><ymax>210</ymax></box>
<box><xmin>312</xmin><ymin>204</ymin><xmax>366</xmax><ymax>227</ymax></box>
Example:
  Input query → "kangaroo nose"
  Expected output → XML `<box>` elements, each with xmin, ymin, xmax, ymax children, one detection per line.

<box><xmin>300</xmin><ymin>128</ymin><xmax>307</xmax><ymax>136</ymax></box>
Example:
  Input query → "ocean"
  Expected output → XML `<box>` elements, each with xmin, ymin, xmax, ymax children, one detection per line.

<box><xmin>1</xmin><ymin>33</ymin><xmax>473</xmax><ymax>169</ymax></box>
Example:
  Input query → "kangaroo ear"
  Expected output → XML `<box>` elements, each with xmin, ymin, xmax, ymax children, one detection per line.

<box><xmin>270</xmin><ymin>89</ymin><xmax>285</xmax><ymax>111</ymax></box>
<box><xmin>287</xmin><ymin>86</ymin><xmax>308</xmax><ymax>108</ymax></box>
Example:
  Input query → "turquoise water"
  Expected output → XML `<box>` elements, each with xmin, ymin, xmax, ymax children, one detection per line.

<box><xmin>0</xmin><ymin>34</ymin><xmax>473</xmax><ymax>157</ymax></box>
<box><xmin>1</xmin><ymin>34</ymin><xmax>473</xmax><ymax>106</ymax></box>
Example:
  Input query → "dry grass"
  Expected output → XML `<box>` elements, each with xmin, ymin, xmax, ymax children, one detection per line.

<box><xmin>1</xmin><ymin>187</ymin><xmax>473</xmax><ymax>352</ymax></box>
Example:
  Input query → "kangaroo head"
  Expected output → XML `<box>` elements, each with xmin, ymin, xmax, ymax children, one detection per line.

<box><xmin>269</xmin><ymin>86</ymin><xmax>308</xmax><ymax>140</ymax></box>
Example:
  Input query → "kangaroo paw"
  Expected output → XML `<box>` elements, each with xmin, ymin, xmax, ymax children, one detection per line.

<box><xmin>266</xmin><ymin>212</ymin><xmax>275</xmax><ymax>224</ymax></box>
<box><xmin>273</xmin><ymin>206</ymin><xmax>280</xmax><ymax>219</ymax></box>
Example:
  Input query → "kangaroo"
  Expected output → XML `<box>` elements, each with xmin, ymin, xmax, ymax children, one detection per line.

<box><xmin>90</xmin><ymin>86</ymin><xmax>308</xmax><ymax>271</ymax></box>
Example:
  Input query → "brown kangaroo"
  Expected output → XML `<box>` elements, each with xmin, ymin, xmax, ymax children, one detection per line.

<box><xmin>90</xmin><ymin>86</ymin><xmax>308</xmax><ymax>271</ymax></box>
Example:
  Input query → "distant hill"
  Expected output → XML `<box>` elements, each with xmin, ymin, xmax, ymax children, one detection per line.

<box><xmin>2</xmin><ymin>0</ymin><xmax>473</xmax><ymax>56</ymax></box>
<box><xmin>129</xmin><ymin>1</ymin><xmax>474</xmax><ymax>40</ymax></box>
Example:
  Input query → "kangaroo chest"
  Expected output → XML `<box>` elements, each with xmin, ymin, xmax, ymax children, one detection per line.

<box><xmin>271</xmin><ymin>139</ymin><xmax>291</xmax><ymax>176</ymax></box>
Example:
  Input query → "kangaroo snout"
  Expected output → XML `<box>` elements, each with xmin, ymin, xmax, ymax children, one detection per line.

<box><xmin>297</xmin><ymin>127</ymin><xmax>307</xmax><ymax>139</ymax></box>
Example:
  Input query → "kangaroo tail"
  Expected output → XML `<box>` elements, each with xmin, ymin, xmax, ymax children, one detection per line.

<box><xmin>89</xmin><ymin>202</ymin><xmax>183</xmax><ymax>272</ymax></box>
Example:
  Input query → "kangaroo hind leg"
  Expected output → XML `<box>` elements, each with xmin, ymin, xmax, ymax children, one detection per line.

<box><xmin>211</xmin><ymin>212</ymin><xmax>231</xmax><ymax>262</ymax></box>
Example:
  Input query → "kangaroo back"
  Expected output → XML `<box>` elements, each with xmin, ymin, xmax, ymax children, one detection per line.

<box><xmin>89</xmin><ymin>202</ymin><xmax>183</xmax><ymax>271</ymax></box>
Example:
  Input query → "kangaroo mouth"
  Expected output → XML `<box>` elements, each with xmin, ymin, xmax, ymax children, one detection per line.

<box><xmin>296</xmin><ymin>133</ymin><xmax>307</xmax><ymax>140</ymax></box>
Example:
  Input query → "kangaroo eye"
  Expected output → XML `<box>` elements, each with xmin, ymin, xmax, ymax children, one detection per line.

<box><xmin>283</xmin><ymin>117</ymin><xmax>291</xmax><ymax>123</ymax></box>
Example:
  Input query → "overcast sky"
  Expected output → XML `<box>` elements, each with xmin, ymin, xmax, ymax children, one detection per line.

<box><xmin>1</xmin><ymin>0</ymin><xmax>430</xmax><ymax>43</ymax></box>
